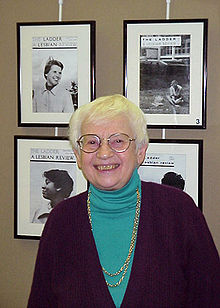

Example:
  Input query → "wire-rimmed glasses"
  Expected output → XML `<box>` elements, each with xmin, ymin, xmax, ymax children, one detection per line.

<box><xmin>77</xmin><ymin>133</ymin><xmax>136</xmax><ymax>153</ymax></box>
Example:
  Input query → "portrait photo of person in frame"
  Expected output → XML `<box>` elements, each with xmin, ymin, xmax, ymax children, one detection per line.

<box><xmin>32</xmin><ymin>58</ymin><xmax>75</xmax><ymax>113</ymax></box>
<box><xmin>31</xmin><ymin>169</ymin><xmax>74</xmax><ymax>224</ymax></box>
<box><xmin>32</xmin><ymin>36</ymin><xmax>78</xmax><ymax>114</ymax></box>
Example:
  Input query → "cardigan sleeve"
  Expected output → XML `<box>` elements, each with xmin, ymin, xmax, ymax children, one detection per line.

<box><xmin>27</xmin><ymin>210</ymin><xmax>59</xmax><ymax>308</ymax></box>
<box><xmin>145</xmin><ymin>182</ymin><xmax>220</xmax><ymax>307</ymax></box>
<box><xmin>184</xmin><ymin>204</ymin><xmax>220</xmax><ymax>307</ymax></box>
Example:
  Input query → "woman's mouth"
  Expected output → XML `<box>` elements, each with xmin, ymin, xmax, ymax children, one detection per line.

<box><xmin>95</xmin><ymin>164</ymin><xmax>119</xmax><ymax>171</ymax></box>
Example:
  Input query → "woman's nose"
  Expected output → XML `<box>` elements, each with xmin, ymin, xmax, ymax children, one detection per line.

<box><xmin>96</xmin><ymin>141</ymin><xmax>114</xmax><ymax>159</ymax></box>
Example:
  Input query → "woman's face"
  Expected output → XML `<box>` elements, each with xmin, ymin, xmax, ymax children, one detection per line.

<box><xmin>45</xmin><ymin>65</ymin><xmax>62</xmax><ymax>87</ymax></box>
<box><xmin>42</xmin><ymin>177</ymin><xmax>58</xmax><ymax>200</ymax></box>
<box><xmin>74</xmin><ymin>115</ymin><xmax>147</xmax><ymax>191</ymax></box>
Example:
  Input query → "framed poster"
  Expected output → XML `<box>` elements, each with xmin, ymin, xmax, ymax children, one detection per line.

<box><xmin>138</xmin><ymin>139</ymin><xmax>203</xmax><ymax>209</ymax></box>
<box><xmin>14</xmin><ymin>136</ymin><xmax>88</xmax><ymax>239</ymax></box>
<box><xmin>17</xmin><ymin>21</ymin><xmax>96</xmax><ymax>127</ymax></box>
<box><xmin>124</xmin><ymin>19</ymin><xmax>208</xmax><ymax>129</ymax></box>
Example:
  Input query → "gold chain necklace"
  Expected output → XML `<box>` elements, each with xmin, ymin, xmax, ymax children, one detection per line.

<box><xmin>87</xmin><ymin>188</ymin><xmax>141</xmax><ymax>288</ymax></box>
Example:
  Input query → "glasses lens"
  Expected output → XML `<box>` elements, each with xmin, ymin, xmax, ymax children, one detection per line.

<box><xmin>109</xmin><ymin>134</ymin><xmax>130</xmax><ymax>152</ymax></box>
<box><xmin>79</xmin><ymin>135</ymin><xmax>100</xmax><ymax>152</ymax></box>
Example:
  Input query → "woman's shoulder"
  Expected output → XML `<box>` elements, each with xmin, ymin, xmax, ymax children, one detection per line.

<box><xmin>40</xmin><ymin>190</ymin><xmax>89</xmax><ymax>239</ymax></box>
<box><xmin>140</xmin><ymin>181</ymin><xmax>207</xmax><ymax>239</ymax></box>
<box><xmin>47</xmin><ymin>190</ymin><xmax>88</xmax><ymax>223</ymax></box>
<box><xmin>141</xmin><ymin>181</ymin><xmax>199</xmax><ymax>217</ymax></box>
<box><xmin>142</xmin><ymin>180</ymin><xmax>193</xmax><ymax>199</ymax></box>
<box><xmin>55</xmin><ymin>190</ymin><xmax>88</xmax><ymax>211</ymax></box>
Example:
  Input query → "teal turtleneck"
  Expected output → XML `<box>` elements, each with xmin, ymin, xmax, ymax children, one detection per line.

<box><xmin>89</xmin><ymin>168</ymin><xmax>141</xmax><ymax>308</ymax></box>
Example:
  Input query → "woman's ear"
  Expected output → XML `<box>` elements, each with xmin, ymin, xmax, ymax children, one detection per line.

<box><xmin>137</xmin><ymin>144</ymin><xmax>148</xmax><ymax>167</ymax></box>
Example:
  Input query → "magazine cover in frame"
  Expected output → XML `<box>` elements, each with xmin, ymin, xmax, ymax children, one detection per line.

<box><xmin>138</xmin><ymin>139</ymin><xmax>203</xmax><ymax>210</ymax></box>
<box><xmin>124</xmin><ymin>19</ymin><xmax>208</xmax><ymax>129</ymax></box>
<box><xmin>17</xmin><ymin>21</ymin><xmax>95</xmax><ymax>126</ymax></box>
<box><xmin>14</xmin><ymin>136</ymin><xmax>88</xmax><ymax>239</ymax></box>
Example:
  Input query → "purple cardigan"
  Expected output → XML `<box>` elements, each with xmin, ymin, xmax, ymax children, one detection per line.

<box><xmin>28</xmin><ymin>182</ymin><xmax>220</xmax><ymax>307</ymax></box>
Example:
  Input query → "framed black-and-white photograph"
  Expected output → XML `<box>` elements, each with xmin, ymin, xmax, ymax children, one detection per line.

<box><xmin>17</xmin><ymin>21</ymin><xmax>95</xmax><ymax>127</ymax></box>
<box><xmin>138</xmin><ymin>139</ymin><xmax>203</xmax><ymax>209</ymax></box>
<box><xmin>124</xmin><ymin>19</ymin><xmax>208</xmax><ymax>129</ymax></box>
<box><xmin>14</xmin><ymin>136</ymin><xmax>88</xmax><ymax>239</ymax></box>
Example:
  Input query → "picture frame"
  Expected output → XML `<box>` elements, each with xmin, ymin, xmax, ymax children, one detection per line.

<box><xmin>14</xmin><ymin>136</ymin><xmax>88</xmax><ymax>239</ymax></box>
<box><xmin>17</xmin><ymin>21</ymin><xmax>96</xmax><ymax>127</ymax></box>
<box><xmin>138</xmin><ymin>139</ymin><xmax>203</xmax><ymax>210</ymax></box>
<box><xmin>124</xmin><ymin>19</ymin><xmax>208</xmax><ymax>129</ymax></box>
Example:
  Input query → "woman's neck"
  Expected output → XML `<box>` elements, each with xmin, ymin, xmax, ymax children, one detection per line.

<box><xmin>89</xmin><ymin>168</ymin><xmax>141</xmax><ymax>212</ymax></box>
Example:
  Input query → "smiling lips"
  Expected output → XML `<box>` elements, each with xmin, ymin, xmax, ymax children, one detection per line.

<box><xmin>95</xmin><ymin>164</ymin><xmax>119</xmax><ymax>171</ymax></box>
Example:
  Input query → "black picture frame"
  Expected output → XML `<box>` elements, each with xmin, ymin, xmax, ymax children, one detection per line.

<box><xmin>14</xmin><ymin>136</ymin><xmax>87</xmax><ymax>239</ymax></box>
<box><xmin>138</xmin><ymin>139</ymin><xmax>203</xmax><ymax>210</ymax></box>
<box><xmin>17</xmin><ymin>21</ymin><xmax>96</xmax><ymax>127</ymax></box>
<box><xmin>124</xmin><ymin>19</ymin><xmax>208</xmax><ymax>129</ymax></box>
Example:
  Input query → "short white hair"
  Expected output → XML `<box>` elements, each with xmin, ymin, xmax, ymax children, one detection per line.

<box><xmin>69</xmin><ymin>94</ymin><xmax>148</xmax><ymax>153</ymax></box>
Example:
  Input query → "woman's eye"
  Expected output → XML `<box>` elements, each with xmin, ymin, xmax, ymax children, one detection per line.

<box><xmin>86</xmin><ymin>139</ymin><xmax>98</xmax><ymax>146</ymax></box>
<box><xmin>88</xmin><ymin>140</ymin><xmax>96</xmax><ymax>145</ymax></box>
<box><xmin>114</xmin><ymin>138</ymin><xmax>124</xmax><ymax>144</ymax></box>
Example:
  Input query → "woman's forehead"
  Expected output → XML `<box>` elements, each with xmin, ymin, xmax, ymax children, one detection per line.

<box><xmin>81</xmin><ymin>115</ymin><xmax>132</xmax><ymax>135</ymax></box>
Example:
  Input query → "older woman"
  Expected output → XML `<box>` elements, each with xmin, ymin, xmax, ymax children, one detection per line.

<box><xmin>28</xmin><ymin>95</ymin><xmax>219</xmax><ymax>307</ymax></box>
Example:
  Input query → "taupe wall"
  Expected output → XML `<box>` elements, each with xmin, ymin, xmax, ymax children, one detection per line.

<box><xmin>0</xmin><ymin>0</ymin><xmax>219</xmax><ymax>306</ymax></box>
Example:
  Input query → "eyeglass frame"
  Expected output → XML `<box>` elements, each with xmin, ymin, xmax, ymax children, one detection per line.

<box><xmin>77</xmin><ymin>133</ymin><xmax>136</xmax><ymax>153</ymax></box>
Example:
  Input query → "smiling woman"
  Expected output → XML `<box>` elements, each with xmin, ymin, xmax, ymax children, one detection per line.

<box><xmin>69</xmin><ymin>95</ymin><xmax>148</xmax><ymax>191</ymax></box>
<box><xmin>28</xmin><ymin>95</ymin><xmax>220</xmax><ymax>308</ymax></box>
<box><xmin>73</xmin><ymin>115</ymin><xmax>146</xmax><ymax>191</ymax></box>
<box><xmin>32</xmin><ymin>58</ymin><xmax>74</xmax><ymax>113</ymax></box>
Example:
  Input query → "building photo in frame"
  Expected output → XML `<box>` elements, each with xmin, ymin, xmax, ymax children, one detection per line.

<box><xmin>14</xmin><ymin>136</ymin><xmax>87</xmax><ymax>239</ymax></box>
<box><xmin>124</xmin><ymin>19</ymin><xmax>208</xmax><ymax>129</ymax></box>
<box><xmin>138</xmin><ymin>139</ymin><xmax>203</xmax><ymax>209</ymax></box>
<box><xmin>17</xmin><ymin>21</ymin><xmax>95</xmax><ymax>126</ymax></box>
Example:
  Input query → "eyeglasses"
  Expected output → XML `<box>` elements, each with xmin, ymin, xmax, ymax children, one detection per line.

<box><xmin>77</xmin><ymin>133</ymin><xmax>136</xmax><ymax>153</ymax></box>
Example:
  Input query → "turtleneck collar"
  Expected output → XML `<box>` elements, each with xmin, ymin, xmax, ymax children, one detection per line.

<box><xmin>89</xmin><ymin>168</ymin><xmax>141</xmax><ymax>213</ymax></box>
